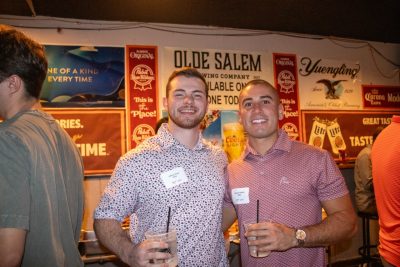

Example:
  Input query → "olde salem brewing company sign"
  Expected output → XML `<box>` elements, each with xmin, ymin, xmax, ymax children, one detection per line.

<box><xmin>162</xmin><ymin>47</ymin><xmax>269</xmax><ymax>110</ymax></box>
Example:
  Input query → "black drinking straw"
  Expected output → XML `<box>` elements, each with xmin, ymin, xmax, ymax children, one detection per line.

<box><xmin>256</xmin><ymin>200</ymin><xmax>259</xmax><ymax>223</ymax></box>
<box><xmin>166</xmin><ymin>207</ymin><xmax>171</xmax><ymax>232</ymax></box>
<box><xmin>256</xmin><ymin>199</ymin><xmax>259</xmax><ymax>257</ymax></box>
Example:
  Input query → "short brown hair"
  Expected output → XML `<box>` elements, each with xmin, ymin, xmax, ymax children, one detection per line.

<box><xmin>165</xmin><ymin>67</ymin><xmax>208</xmax><ymax>97</ymax></box>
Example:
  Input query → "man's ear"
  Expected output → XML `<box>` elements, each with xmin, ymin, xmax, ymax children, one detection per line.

<box><xmin>278</xmin><ymin>104</ymin><xmax>284</xmax><ymax>120</ymax></box>
<box><xmin>163</xmin><ymin>97</ymin><xmax>168</xmax><ymax>110</ymax></box>
<box><xmin>7</xmin><ymin>75</ymin><xmax>23</xmax><ymax>95</ymax></box>
<box><xmin>237</xmin><ymin>106</ymin><xmax>243</xmax><ymax>124</ymax></box>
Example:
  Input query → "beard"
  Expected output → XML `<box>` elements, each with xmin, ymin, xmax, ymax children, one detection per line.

<box><xmin>168</xmin><ymin>108</ymin><xmax>206</xmax><ymax>129</ymax></box>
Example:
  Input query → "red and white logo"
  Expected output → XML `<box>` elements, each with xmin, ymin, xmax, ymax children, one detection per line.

<box><xmin>281</xmin><ymin>122</ymin><xmax>299</xmax><ymax>140</ymax></box>
<box><xmin>132</xmin><ymin>124</ymin><xmax>155</xmax><ymax>145</ymax></box>
<box><xmin>130</xmin><ymin>64</ymin><xmax>155</xmax><ymax>91</ymax></box>
<box><xmin>277</xmin><ymin>70</ymin><xmax>296</xmax><ymax>94</ymax></box>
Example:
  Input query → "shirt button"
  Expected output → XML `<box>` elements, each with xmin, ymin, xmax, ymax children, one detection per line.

<box><xmin>260</xmin><ymin>171</ymin><xmax>265</xmax><ymax>175</ymax></box>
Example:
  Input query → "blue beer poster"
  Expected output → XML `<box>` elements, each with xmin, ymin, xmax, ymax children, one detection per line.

<box><xmin>41</xmin><ymin>45</ymin><xmax>125</xmax><ymax>107</ymax></box>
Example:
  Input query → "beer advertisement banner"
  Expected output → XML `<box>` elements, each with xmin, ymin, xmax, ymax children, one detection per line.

<box><xmin>298</xmin><ymin>57</ymin><xmax>362</xmax><ymax>110</ymax></box>
<box><xmin>220</xmin><ymin>111</ymin><xmax>245</xmax><ymax>163</ymax></box>
<box><xmin>273</xmin><ymin>53</ymin><xmax>301</xmax><ymax>140</ymax></box>
<box><xmin>45</xmin><ymin>108</ymin><xmax>126</xmax><ymax>174</ymax></box>
<box><xmin>200</xmin><ymin>110</ymin><xmax>246</xmax><ymax>163</ymax></box>
<box><xmin>125</xmin><ymin>45</ymin><xmax>158</xmax><ymax>150</ymax></box>
<box><xmin>41</xmin><ymin>45</ymin><xmax>125</xmax><ymax>107</ymax></box>
<box><xmin>362</xmin><ymin>85</ymin><xmax>400</xmax><ymax>109</ymax></box>
<box><xmin>163</xmin><ymin>47</ymin><xmax>270</xmax><ymax>110</ymax></box>
<box><xmin>301</xmin><ymin>110</ymin><xmax>399</xmax><ymax>161</ymax></box>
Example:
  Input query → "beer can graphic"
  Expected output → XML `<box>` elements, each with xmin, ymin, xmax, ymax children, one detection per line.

<box><xmin>308</xmin><ymin>117</ymin><xmax>327</xmax><ymax>149</ymax></box>
<box><xmin>223</xmin><ymin>122</ymin><xmax>246</xmax><ymax>162</ymax></box>
<box><xmin>326</xmin><ymin>119</ymin><xmax>346</xmax><ymax>154</ymax></box>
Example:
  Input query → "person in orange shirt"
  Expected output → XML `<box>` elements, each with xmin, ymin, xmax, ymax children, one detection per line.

<box><xmin>371</xmin><ymin>115</ymin><xmax>400</xmax><ymax>267</ymax></box>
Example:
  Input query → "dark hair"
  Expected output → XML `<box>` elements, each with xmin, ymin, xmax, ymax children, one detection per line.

<box><xmin>155</xmin><ymin>117</ymin><xmax>168</xmax><ymax>133</ymax></box>
<box><xmin>165</xmin><ymin>67</ymin><xmax>208</xmax><ymax>98</ymax></box>
<box><xmin>0</xmin><ymin>24</ymin><xmax>48</xmax><ymax>99</ymax></box>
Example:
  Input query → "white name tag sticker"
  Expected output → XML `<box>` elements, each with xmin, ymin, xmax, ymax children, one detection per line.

<box><xmin>231</xmin><ymin>187</ymin><xmax>250</xmax><ymax>204</ymax></box>
<box><xmin>160</xmin><ymin>167</ymin><xmax>188</xmax><ymax>189</ymax></box>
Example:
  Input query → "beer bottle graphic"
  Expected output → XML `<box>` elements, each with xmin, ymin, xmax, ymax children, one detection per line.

<box><xmin>308</xmin><ymin>117</ymin><xmax>327</xmax><ymax>149</ymax></box>
<box><xmin>326</xmin><ymin>119</ymin><xmax>346</xmax><ymax>155</ymax></box>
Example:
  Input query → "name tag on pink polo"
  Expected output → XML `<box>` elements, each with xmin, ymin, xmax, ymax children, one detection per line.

<box><xmin>160</xmin><ymin>167</ymin><xmax>188</xmax><ymax>189</ymax></box>
<box><xmin>231</xmin><ymin>187</ymin><xmax>250</xmax><ymax>204</ymax></box>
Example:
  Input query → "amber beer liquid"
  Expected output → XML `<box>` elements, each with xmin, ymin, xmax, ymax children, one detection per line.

<box><xmin>223</xmin><ymin>123</ymin><xmax>245</xmax><ymax>162</ymax></box>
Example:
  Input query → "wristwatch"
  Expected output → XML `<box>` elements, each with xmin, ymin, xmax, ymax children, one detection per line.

<box><xmin>295</xmin><ymin>229</ymin><xmax>306</xmax><ymax>247</ymax></box>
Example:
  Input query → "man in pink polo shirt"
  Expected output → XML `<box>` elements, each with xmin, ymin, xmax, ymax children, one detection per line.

<box><xmin>223</xmin><ymin>79</ymin><xmax>357</xmax><ymax>266</ymax></box>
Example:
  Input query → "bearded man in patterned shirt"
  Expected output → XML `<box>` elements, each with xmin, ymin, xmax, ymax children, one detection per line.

<box><xmin>94</xmin><ymin>68</ymin><xmax>229</xmax><ymax>267</ymax></box>
<box><xmin>222</xmin><ymin>79</ymin><xmax>357</xmax><ymax>266</ymax></box>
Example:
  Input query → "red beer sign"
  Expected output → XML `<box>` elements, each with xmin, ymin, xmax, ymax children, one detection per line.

<box><xmin>126</xmin><ymin>45</ymin><xmax>159</xmax><ymax>150</ymax></box>
<box><xmin>362</xmin><ymin>85</ymin><xmax>400</xmax><ymax>109</ymax></box>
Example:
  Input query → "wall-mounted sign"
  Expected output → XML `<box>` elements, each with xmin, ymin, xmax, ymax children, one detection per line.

<box><xmin>163</xmin><ymin>47</ymin><xmax>269</xmax><ymax>110</ymax></box>
<box><xmin>125</xmin><ymin>45</ymin><xmax>158</xmax><ymax>150</ymax></box>
<box><xmin>298</xmin><ymin>57</ymin><xmax>362</xmax><ymax>110</ymax></box>
<box><xmin>45</xmin><ymin>108</ymin><xmax>126</xmax><ymax>174</ymax></box>
<box><xmin>41</xmin><ymin>45</ymin><xmax>125</xmax><ymax>107</ymax></box>
<box><xmin>301</xmin><ymin>110</ymin><xmax>399</xmax><ymax>161</ymax></box>
<box><xmin>362</xmin><ymin>85</ymin><xmax>400</xmax><ymax>109</ymax></box>
<box><xmin>273</xmin><ymin>53</ymin><xmax>301</xmax><ymax>140</ymax></box>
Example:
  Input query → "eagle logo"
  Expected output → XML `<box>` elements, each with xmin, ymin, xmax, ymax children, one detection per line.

<box><xmin>317</xmin><ymin>79</ymin><xmax>346</xmax><ymax>99</ymax></box>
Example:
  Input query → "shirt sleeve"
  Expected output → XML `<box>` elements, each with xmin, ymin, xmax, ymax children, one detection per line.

<box><xmin>223</xmin><ymin>166</ymin><xmax>234</xmax><ymax>208</ymax></box>
<box><xmin>357</xmin><ymin>153</ymin><xmax>373</xmax><ymax>191</ymax></box>
<box><xmin>0</xmin><ymin>133</ymin><xmax>30</xmax><ymax>229</ymax></box>
<box><xmin>94</xmin><ymin>156</ymin><xmax>138</xmax><ymax>222</ymax></box>
<box><xmin>316</xmin><ymin>150</ymin><xmax>349</xmax><ymax>202</ymax></box>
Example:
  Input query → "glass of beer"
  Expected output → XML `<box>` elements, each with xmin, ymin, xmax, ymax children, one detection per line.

<box><xmin>223</xmin><ymin>122</ymin><xmax>246</xmax><ymax>162</ymax></box>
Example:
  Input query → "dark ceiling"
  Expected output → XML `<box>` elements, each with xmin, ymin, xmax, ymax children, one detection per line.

<box><xmin>1</xmin><ymin>0</ymin><xmax>400</xmax><ymax>43</ymax></box>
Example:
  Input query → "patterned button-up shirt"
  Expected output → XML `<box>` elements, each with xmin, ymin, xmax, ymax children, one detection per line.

<box><xmin>95</xmin><ymin>124</ymin><xmax>229</xmax><ymax>267</ymax></box>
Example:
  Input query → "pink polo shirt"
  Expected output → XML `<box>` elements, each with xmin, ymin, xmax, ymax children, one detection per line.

<box><xmin>225</xmin><ymin>130</ymin><xmax>349</xmax><ymax>267</ymax></box>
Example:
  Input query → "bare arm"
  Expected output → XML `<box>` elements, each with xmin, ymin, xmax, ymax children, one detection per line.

<box><xmin>246</xmin><ymin>194</ymin><xmax>357</xmax><ymax>252</ymax></box>
<box><xmin>304</xmin><ymin>194</ymin><xmax>357</xmax><ymax>246</ymax></box>
<box><xmin>222</xmin><ymin>206</ymin><xmax>237</xmax><ymax>232</ymax></box>
<box><xmin>94</xmin><ymin>219</ymin><xmax>169</xmax><ymax>267</ymax></box>
<box><xmin>0</xmin><ymin>228</ymin><xmax>26</xmax><ymax>267</ymax></box>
